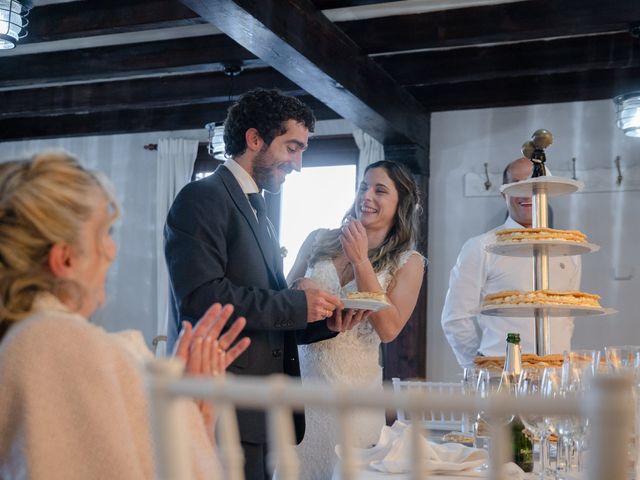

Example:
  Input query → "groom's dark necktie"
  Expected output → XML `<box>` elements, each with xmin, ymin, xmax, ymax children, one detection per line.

<box><xmin>247</xmin><ymin>192</ymin><xmax>279</xmax><ymax>270</ymax></box>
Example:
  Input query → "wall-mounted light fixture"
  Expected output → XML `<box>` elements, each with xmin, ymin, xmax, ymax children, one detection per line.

<box><xmin>0</xmin><ymin>0</ymin><xmax>31</xmax><ymax>50</ymax></box>
<box><xmin>614</xmin><ymin>92</ymin><xmax>640</xmax><ymax>138</ymax></box>
<box><xmin>205</xmin><ymin>64</ymin><xmax>243</xmax><ymax>161</ymax></box>
<box><xmin>205</xmin><ymin>122</ymin><xmax>226</xmax><ymax>161</ymax></box>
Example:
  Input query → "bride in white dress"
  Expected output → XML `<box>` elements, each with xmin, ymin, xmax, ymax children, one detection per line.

<box><xmin>285</xmin><ymin>160</ymin><xmax>425</xmax><ymax>479</ymax></box>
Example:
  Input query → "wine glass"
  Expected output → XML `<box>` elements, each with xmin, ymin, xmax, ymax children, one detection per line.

<box><xmin>605</xmin><ymin>345</ymin><xmax>640</xmax><ymax>376</ymax></box>
<box><xmin>518</xmin><ymin>368</ymin><xmax>553</xmax><ymax>478</ymax></box>
<box><xmin>563</xmin><ymin>351</ymin><xmax>600</xmax><ymax>472</ymax></box>
<box><xmin>556</xmin><ymin>364</ymin><xmax>588</xmax><ymax>477</ymax></box>
<box><xmin>541</xmin><ymin>368</ymin><xmax>563</xmax><ymax>476</ymax></box>
<box><xmin>461</xmin><ymin>367</ymin><xmax>480</xmax><ymax>434</ymax></box>
<box><xmin>564</xmin><ymin>349</ymin><xmax>601</xmax><ymax>378</ymax></box>
<box><xmin>474</xmin><ymin>368</ymin><xmax>515</xmax><ymax>469</ymax></box>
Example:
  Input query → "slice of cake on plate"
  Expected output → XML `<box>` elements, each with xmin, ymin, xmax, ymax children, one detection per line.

<box><xmin>345</xmin><ymin>291</ymin><xmax>388</xmax><ymax>303</ymax></box>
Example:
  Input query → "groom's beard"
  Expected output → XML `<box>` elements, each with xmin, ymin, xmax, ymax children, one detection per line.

<box><xmin>253</xmin><ymin>146</ymin><xmax>281</xmax><ymax>194</ymax></box>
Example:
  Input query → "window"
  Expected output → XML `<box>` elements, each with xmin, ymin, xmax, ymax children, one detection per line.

<box><xmin>279</xmin><ymin>165</ymin><xmax>357</xmax><ymax>276</ymax></box>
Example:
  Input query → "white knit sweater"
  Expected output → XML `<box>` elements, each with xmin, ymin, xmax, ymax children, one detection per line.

<box><xmin>0</xmin><ymin>294</ymin><xmax>217</xmax><ymax>480</ymax></box>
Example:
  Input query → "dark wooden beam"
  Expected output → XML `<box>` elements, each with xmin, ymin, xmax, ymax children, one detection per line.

<box><xmin>24</xmin><ymin>0</ymin><xmax>395</xmax><ymax>45</ymax></box>
<box><xmin>0</xmin><ymin>35</ymin><xmax>262</xmax><ymax>89</ymax></box>
<box><xmin>384</xmin><ymin>142</ymin><xmax>430</xmax><ymax>176</ymax></box>
<box><xmin>0</xmin><ymin>68</ymin><xmax>302</xmax><ymax>118</ymax></box>
<box><xmin>338</xmin><ymin>0</ymin><xmax>640</xmax><ymax>54</ymax></box>
<box><xmin>312</xmin><ymin>0</ymin><xmax>392</xmax><ymax>8</ymax></box>
<box><xmin>411</xmin><ymin>67</ymin><xmax>640</xmax><ymax>111</ymax></box>
<box><xmin>24</xmin><ymin>0</ymin><xmax>204</xmax><ymax>44</ymax></box>
<box><xmin>377</xmin><ymin>32</ymin><xmax>640</xmax><ymax>87</ymax></box>
<box><xmin>0</xmin><ymin>96</ymin><xmax>340</xmax><ymax>141</ymax></box>
<box><xmin>303</xmin><ymin>135</ymin><xmax>359</xmax><ymax>168</ymax></box>
<box><xmin>180</xmin><ymin>0</ymin><xmax>431</xmax><ymax>173</ymax></box>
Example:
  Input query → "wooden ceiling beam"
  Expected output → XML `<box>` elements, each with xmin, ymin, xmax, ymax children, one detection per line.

<box><xmin>180</xmin><ymin>0</ymin><xmax>431</xmax><ymax>173</ymax></box>
<box><xmin>0</xmin><ymin>35</ymin><xmax>262</xmax><ymax>89</ymax></box>
<box><xmin>24</xmin><ymin>0</ymin><xmax>204</xmax><ymax>44</ymax></box>
<box><xmin>377</xmin><ymin>32</ymin><xmax>640</xmax><ymax>86</ymax></box>
<box><xmin>338</xmin><ymin>0</ymin><xmax>640</xmax><ymax>54</ymax></box>
<box><xmin>0</xmin><ymin>96</ymin><xmax>339</xmax><ymax>141</ymax></box>
<box><xmin>311</xmin><ymin>0</ymin><xmax>390</xmax><ymax>8</ymax></box>
<box><xmin>0</xmin><ymin>69</ymin><xmax>302</xmax><ymax>118</ymax></box>
<box><xmin>411</xmin><ymin>67</ymin><xmax>640</xmax><ymax>111</ymax></box>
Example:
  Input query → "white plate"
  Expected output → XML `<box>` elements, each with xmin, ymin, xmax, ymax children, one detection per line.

<box><xmin>341</xmin><ymin>298</ymin><xmax>391</xmax><ymax>312</ymax></box>
<box><xmin>479</xmin><ymin>303</ymin><xmax>616</xmax><ymax>318</ymax></box>
<box><xmin>486</xmin><ymin>240</ymin><xmax>600</xmax><ymax>257</ymax></box>
<box><xmin>500</xmin><ymin>176</ymin><xmax>583</xmax><ymax>197</ymax></box>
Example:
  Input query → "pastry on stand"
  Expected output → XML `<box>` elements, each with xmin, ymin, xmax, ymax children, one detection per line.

<box><xmin>481</xmin><ymin>129</ymin><xmax>614</xmax><ymax>356</ymax></box>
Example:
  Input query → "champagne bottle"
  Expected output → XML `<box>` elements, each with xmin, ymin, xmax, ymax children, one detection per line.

<box><xmin>502</xmin><ymin>333</ymin><xmax>533</xmax><ymax>472</ymax></box>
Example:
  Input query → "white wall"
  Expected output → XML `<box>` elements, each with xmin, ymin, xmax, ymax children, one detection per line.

<box><xmin>427</xmin><ymin>100</ymin><xmax>640</xmax><ymax>381</ymax></box>
<box><xmin>0</xmin><ymin>131</ymin><xmax>201</xmax><ymax>344</ymax></box>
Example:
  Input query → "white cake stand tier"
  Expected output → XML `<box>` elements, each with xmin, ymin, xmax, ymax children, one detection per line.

<box><xmin>480</xmin><ymin>304</ymin><xmax>616</xmax><ymax>318</ymax></box>
<box><xmin>486</xmin><ymin>241</ymin><xmax>600</xmax><ymax>257</ymax></box>
<box><xmin>500</xmin><ymin>176</ymin><xmax>583</xmax><ymax>197</ymax></box>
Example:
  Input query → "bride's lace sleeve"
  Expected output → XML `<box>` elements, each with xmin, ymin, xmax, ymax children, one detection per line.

<box><xmin>397</xmin><ymin>250</ymin><xmax>427</xmax><ymax>271</ymax></box>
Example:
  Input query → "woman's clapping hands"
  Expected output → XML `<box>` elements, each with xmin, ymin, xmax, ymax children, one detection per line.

<box><xmin>173</xmin><ymin>303</ymin><xmax>251</xmax><ymax>442</ymax></box>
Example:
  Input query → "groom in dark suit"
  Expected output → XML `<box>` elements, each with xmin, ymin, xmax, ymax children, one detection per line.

<box><xmin>164</xmin><ymin>89</ymin><xmax>345</xmax><ymax>479</ymax></box>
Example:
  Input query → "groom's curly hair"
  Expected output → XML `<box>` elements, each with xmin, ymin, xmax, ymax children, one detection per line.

<box><xmin>223</xmin><ymin>88</ymin><xmax>315</xmax><ymax>158</ymax></box>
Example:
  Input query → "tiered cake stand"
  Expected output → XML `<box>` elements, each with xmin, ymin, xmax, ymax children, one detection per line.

<box><xmin>481</xmin><ymin>171</ymin><xmax>612</xmax><ymax>356</ymax></box>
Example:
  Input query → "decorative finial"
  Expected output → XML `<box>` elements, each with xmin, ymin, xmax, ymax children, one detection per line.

<box><xmin>521</xmin><ymin>140</ymin><xmax>535</xmax><ymax>159</ymax></box>
<box><xmin>522</xmin><ymin>129</ymin><xmax>553</xmax><ymax>177</ymax></box>
<box><xmin>531</xmin><ymin>129</ymin><xmax>553</xmax><ymax>149</ymax></box>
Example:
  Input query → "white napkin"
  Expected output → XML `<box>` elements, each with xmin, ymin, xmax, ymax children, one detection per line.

<box><xmin>337</xmin><ymin>421</ymin><xmax>525</xmax><ymax>478</ymax></box>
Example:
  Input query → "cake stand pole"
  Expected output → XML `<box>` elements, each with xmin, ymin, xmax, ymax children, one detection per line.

<box><xmin>532</xmin><ymin>183</ymin><xmax>551</xmax><ymax>356</ymax></box>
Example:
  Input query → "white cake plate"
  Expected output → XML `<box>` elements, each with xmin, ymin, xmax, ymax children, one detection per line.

<box><xmin>479</xmin><ymin>304</ymin><xmax>616</xmax><ymax>317</ymax></box>
<box><xmin>486</xmin><ymin>240</ymin><xmax>600</xmax><ymax>257</ymax></box>
<box><xmin>341</xmin><ymin>298</ymin><xmax>390</xmax><ymax>312</ymax></box>
<box><xmin>500</xmin><ymin>177</ymin><xmax>583</xmax><ymax>197</ymax></box>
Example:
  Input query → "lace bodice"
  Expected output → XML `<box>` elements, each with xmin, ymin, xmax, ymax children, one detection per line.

<box><xmin>289</xmin><ymin>250</ymin><xmax>419</xmax><ymax>480</ymax></box>
<box><xmin>302</xmin><ymin>255</ymin><xmax>411</xmax><ymax>356</ymax></box>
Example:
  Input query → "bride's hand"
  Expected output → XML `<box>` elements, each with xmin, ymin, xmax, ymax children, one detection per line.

<box><xmin>339</xmin><ymin>218</ymin><xmax>369</xmax><ymax>267</ymax></box>
<box><xmin>327</xmin><ymin>308</ymin><xmax>372</xmax><ymax>332</ymax></box>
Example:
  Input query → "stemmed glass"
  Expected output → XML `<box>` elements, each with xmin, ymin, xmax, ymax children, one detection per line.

<box><xmin>474</xmin><ymin>368</ymin><xmax>515</xmax><ymax>469</ymax></box>
<box><xmin>565</xmin><ymin>349</ymin><xmax>601</xmax><ymax>377</ymax></box>
<box><xmin>518</xmin><ymin>368</ymin><xmax>554</xmax><ymax>478</ymax></box>
<box><xmin>555</xmin><ymin>364</ymin><xmax>588</xmax><ymax>478</ymax></box>
<box><xmin>562</xmin><ymin>350</ymin><xmax>600</xmax><ymax>472</ymax></box>
<box><xmin>605</xmin><ymin>345</ymin><xmax>640</xmax><ymax>376</ymax></box>
<box><xmin>461</xmin><ymin>367</ymin><xmax>480</xmax><ymax>434</ymax></box>
<box><xmin>541</xmin><ymin>368</ymin><xmax>563</xmax><ymax>476</ymax></box>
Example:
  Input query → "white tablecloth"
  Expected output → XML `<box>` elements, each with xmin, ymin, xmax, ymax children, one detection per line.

<box><xmin>331</xmin><ymin>421</ymin><xmax>527</xmax><ymax>480</ymax></box>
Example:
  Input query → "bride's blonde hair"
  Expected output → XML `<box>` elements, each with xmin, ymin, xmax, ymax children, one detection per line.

<box><xmin>308</xmin><ymin>160</ymin><xmax>420</xmax><ymax>276</ymax></box>
<box><xmin>0</xmin><ymin>150</ymin><xmax>120</xmax><ymax>340</ymax></box>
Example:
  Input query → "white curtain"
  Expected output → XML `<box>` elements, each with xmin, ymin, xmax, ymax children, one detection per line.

<box><xmin>353</xmin><ymin>128</ymin><xmax>385</xmax><ymax>186</ymax></box>
<box><xmin>155</xmin><ymin>138</ymin><xmax>197</xmax><ymax>356</ymax></box>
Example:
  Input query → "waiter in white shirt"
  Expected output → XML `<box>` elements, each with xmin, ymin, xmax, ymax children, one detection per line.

<box><xmin>441</xmin><ymin>157</ymin><xmax>581</xmax><ymax>368</ymax></box>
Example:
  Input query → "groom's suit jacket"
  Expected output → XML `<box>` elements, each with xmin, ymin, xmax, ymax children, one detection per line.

<box><xmin>164</xmin><ymin>165</ymin><xmax>336</xmax><ymax>444</ymax></box>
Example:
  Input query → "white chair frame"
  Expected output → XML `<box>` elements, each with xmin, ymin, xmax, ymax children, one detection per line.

<box><xmin>391</xmin><ymin>378</ymin><xmax>463</xmax><ymax>430</ymax></box>
<box><xmin>146</xmin><ymin>360</ymin><xmax>634</xmax><ymax>480</ymax></box>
